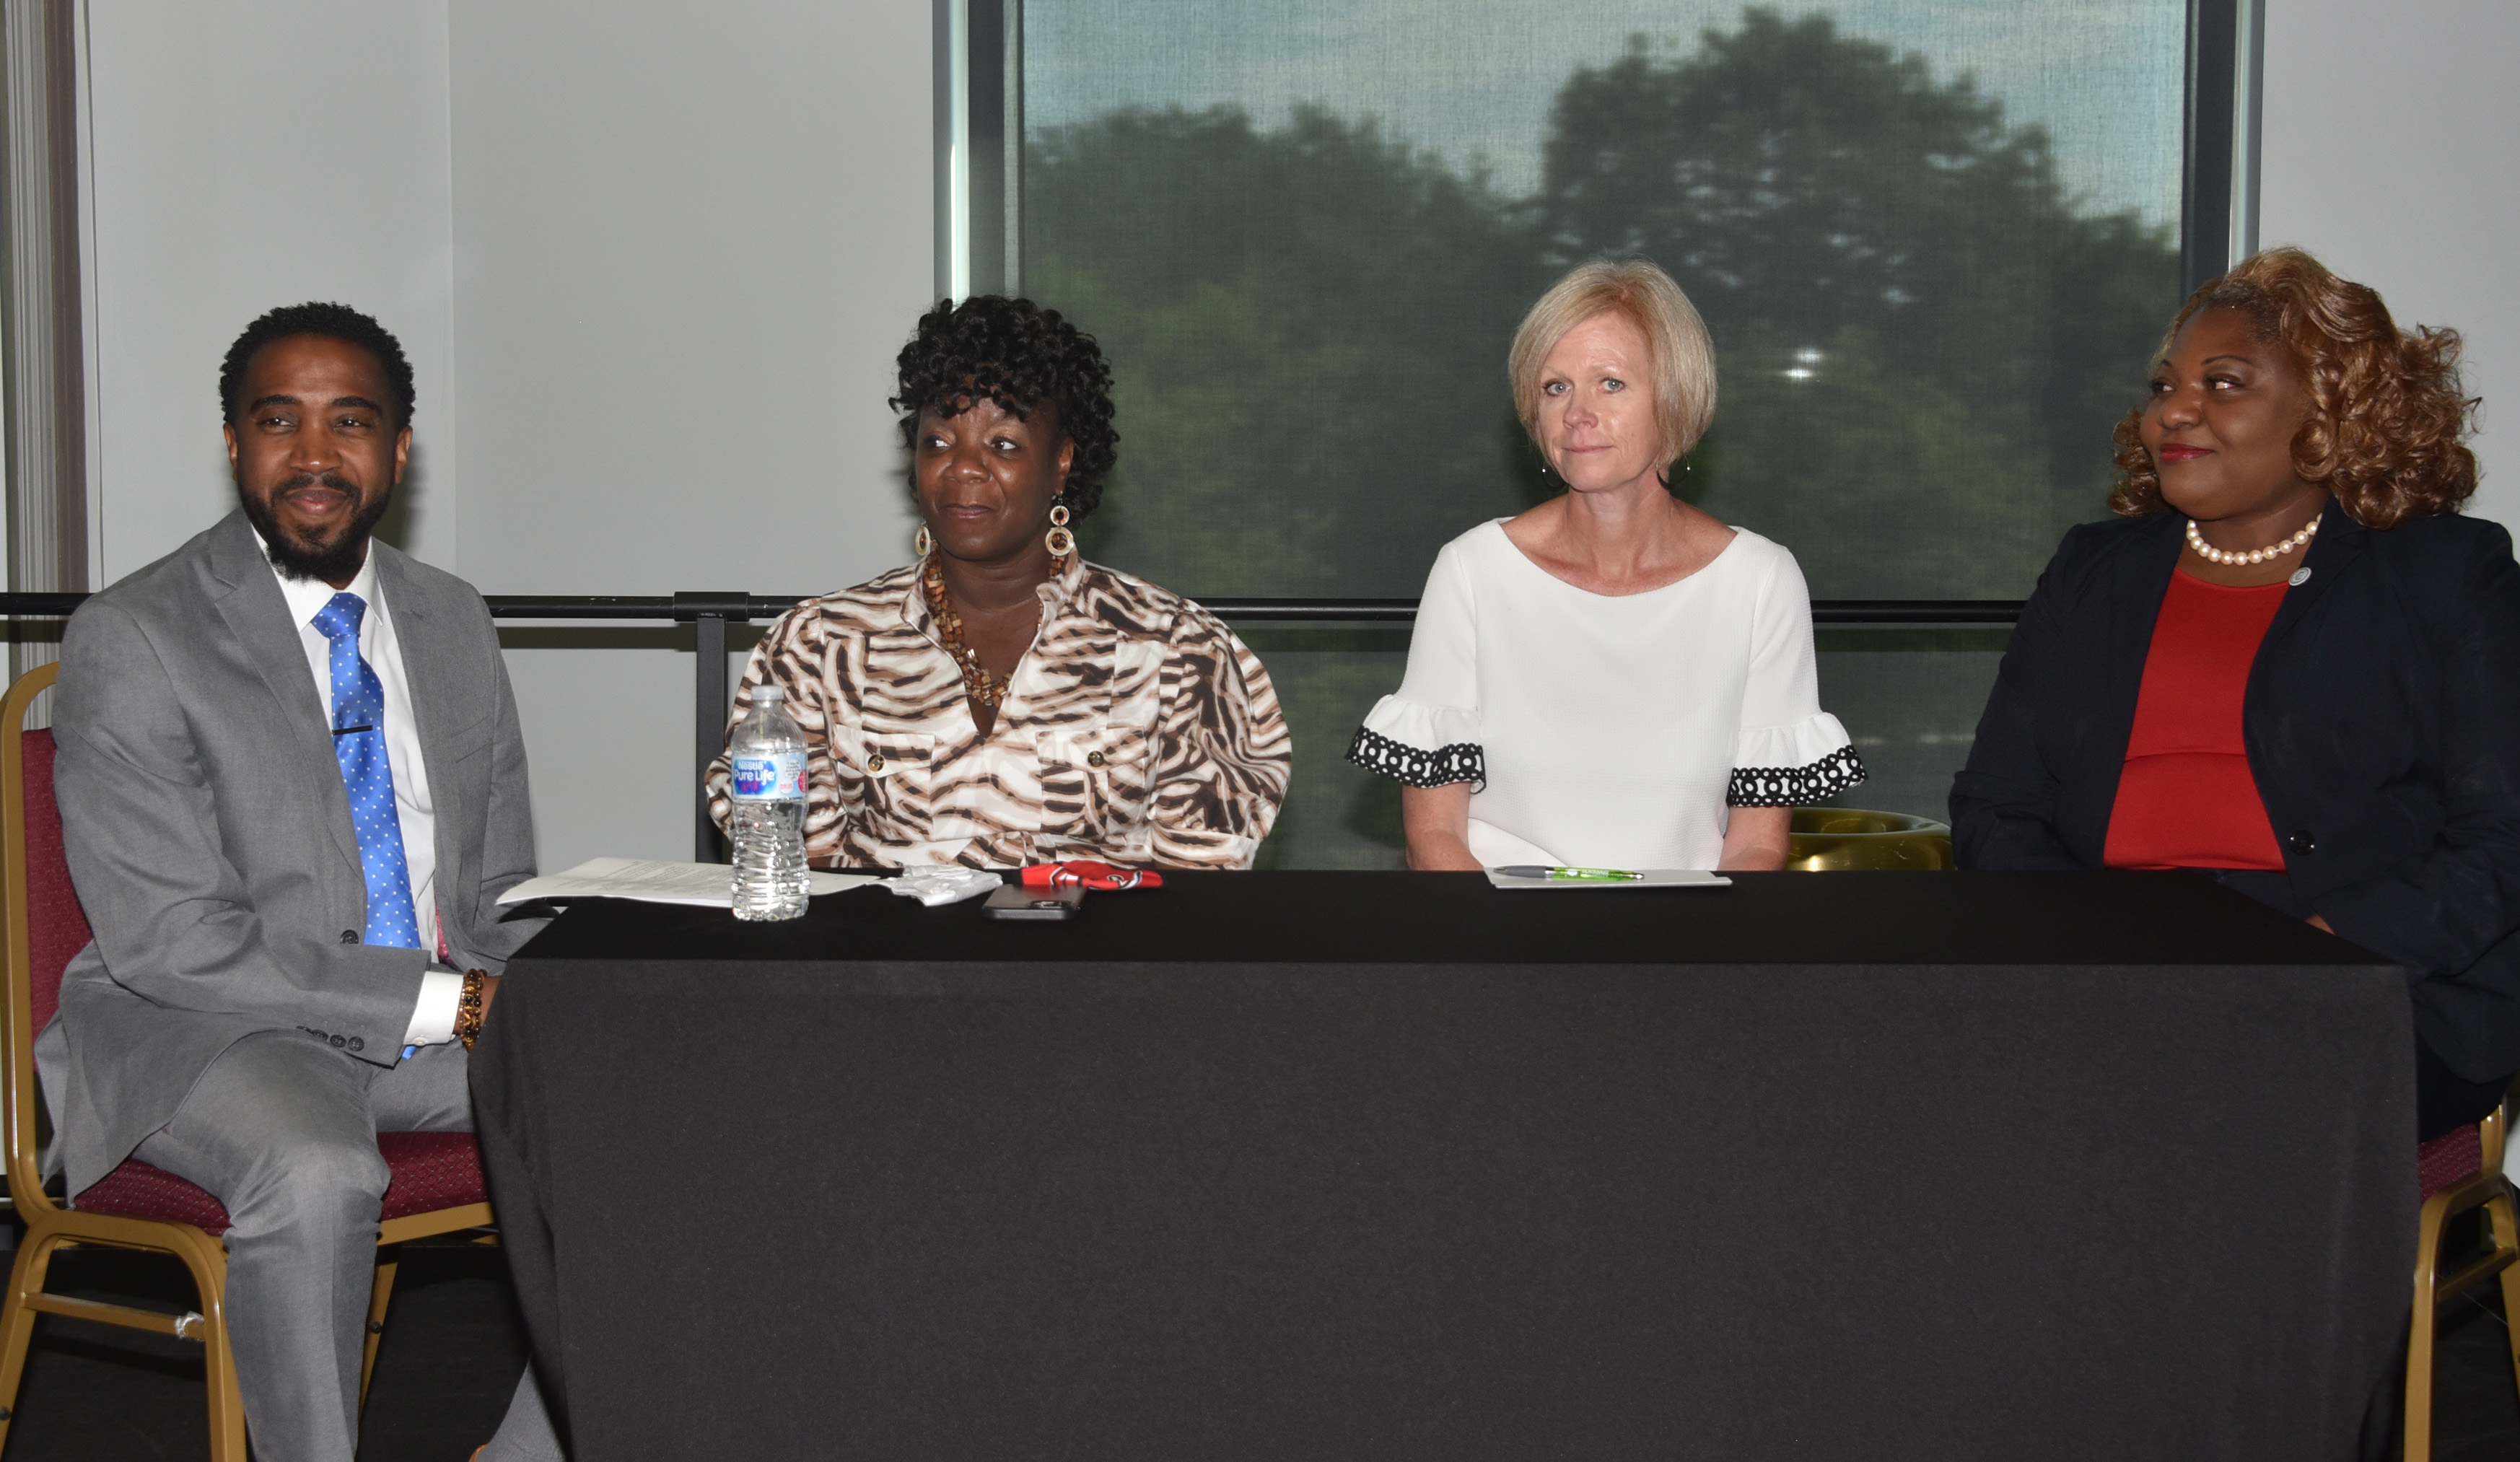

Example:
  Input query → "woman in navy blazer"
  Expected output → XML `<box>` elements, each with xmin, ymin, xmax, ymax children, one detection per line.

<box><xmin>1951</xmin><ymin>249</ymin><xmax>2520</xmax><ymax>1139</ymax></box>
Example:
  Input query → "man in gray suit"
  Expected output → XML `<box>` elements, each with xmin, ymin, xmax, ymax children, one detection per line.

<box><xmin>40</xmin><ymin>303</ymin><xmax>560</xmax><ymax>1461</ymax></box>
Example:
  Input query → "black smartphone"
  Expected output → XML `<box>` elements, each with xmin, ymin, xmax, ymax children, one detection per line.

<box><xmin>984</xmin><ymin>884</ymin><xmax>1084</xmax><ymax>921</ymax></box>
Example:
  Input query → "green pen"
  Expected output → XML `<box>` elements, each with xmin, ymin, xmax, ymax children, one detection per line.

<box><xmin>1495</xmin><ymin>865</ymin><xmax>1645</xmax><ymax>882</ymax></box>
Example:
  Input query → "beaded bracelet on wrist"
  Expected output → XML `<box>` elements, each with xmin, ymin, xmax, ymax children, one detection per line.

<box><xmin>455</xmin><ymin>968</ymin><xmax>488</xmax><ymax>1051</ymax></box>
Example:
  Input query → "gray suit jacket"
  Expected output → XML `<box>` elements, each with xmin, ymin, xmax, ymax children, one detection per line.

<box><xmin>38</xmin><ymin>510</ymin><xmax>542</xmax><ymax>1194</ymax></box>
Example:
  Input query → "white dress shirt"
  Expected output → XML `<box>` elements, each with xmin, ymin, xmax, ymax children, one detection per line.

<box><xmin>255</xmin><ymin>533</ymin><xmax>463</xmax><ymax>1049</ymax></box>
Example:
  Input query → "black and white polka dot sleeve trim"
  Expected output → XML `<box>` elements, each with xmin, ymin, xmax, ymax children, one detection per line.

<box><xmin>1726</xmin><ymin>744</ymin><xmax>1866</xmax><ymax>807</ymax></box>
<box><xmin>1347</xmin><ymin>726</ymin><xmax>1485</xmax><ymax>790</ymax></box>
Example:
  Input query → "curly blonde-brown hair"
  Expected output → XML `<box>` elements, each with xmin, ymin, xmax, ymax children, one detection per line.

<box><xmin>2108</xmin><ymin>247</ymin><xmax>2478</xmax><ymax>527</ymax></box>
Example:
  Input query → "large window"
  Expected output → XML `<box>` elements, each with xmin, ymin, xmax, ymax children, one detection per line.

<box><xmin>944</xmin><ymin>1</ymin><xmax>2246</xmax><ymax>867</ymax></box>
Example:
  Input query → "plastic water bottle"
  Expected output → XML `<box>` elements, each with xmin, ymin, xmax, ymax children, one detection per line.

<box><xmin>727</xmin><ymin>686</ymin><xmax>809</xmax><ymax>921</ymax></box>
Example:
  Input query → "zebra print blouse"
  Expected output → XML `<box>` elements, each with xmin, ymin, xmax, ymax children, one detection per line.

<box><xmin>705</xmin><ymin>556</ymin><xmax>1291</xmax><ymax>870</ymax></box>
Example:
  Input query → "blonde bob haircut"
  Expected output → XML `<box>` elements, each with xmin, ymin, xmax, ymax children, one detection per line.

<box><xmin>1508</xmin><ymin>258</ymin><xmax>1718</xmax><ymax>473</ymax></box>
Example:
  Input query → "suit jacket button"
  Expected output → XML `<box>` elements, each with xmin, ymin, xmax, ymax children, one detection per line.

<box><xmin>330</xmin><ymin>1034</ymin><xmax>346</xmax><ymax>1049</ymax></box>
<box><xmin>341</xmin><ymin>930</ymin><xmax>359</xmax><ymax>945</ymax></box>
<box><xmin>347</xmin><ymin>1037</ymin><xmax>364</xmax><ymax>1053</ymax></box>
<box><xmin>2288</xmin><ymin>830</ymin><xmax>2317</xmax><ymax>855</ymax></box>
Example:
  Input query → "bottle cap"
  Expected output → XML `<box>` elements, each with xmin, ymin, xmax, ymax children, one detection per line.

<box><xmin>753</xmin><ymin>686</ymin><xmax>784</xmax><ymax>703</ymax></box>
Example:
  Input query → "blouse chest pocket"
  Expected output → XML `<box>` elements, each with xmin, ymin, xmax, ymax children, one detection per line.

<box><xmin>828</xmin><ymin>725</ymin><xmax>937</xmax><ymax>838</ymax></box>
<box><xmin>1033</xmin><ymin>725</ymin><xmax>1155</xmax><ymax>833</ymax></box>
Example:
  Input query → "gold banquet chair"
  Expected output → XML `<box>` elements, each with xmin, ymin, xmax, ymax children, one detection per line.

<box><xmin>2406</xmin><ymin>1087</ymin><xmax>2520</xmax><ymax>1460</ymax></box>
<box><xmin>0</xmin><ymin>662</ymin><xmax>497</xmax><ymax>1459</ymax></box>
<box><xmin>1785</xmin><ymin>808</ymin><xmax>1955</xmax><ymax>871</ymax></box>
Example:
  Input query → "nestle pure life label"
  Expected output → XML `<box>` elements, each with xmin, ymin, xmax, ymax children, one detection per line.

<box><xmin>730</xmin><ymin>752</ymin><xmax>807</xmax><ymax>800</ymax></box>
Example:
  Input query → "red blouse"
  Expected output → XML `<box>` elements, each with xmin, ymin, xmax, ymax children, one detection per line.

<box><xmin>2102</xmin><ymin>571</ymin><xmax>2290</xmax><ymax>871</ymax></box>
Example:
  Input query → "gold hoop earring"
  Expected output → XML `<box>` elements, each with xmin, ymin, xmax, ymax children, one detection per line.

<box><xmin>913</xmin><ymin>525</ymin><xmax>932</xmax><ymax>559</ymax></box>
<box><xmin>1044</xmin><ymin>501</ymin><xmax>1075</xmax><ymax>559</ymax></box>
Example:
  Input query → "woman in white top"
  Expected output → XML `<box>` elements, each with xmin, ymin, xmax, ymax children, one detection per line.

<box><xmin>1347</xmin><ymin>258</ymin><xmax>1863</xmax><ymax>870</ymax></box>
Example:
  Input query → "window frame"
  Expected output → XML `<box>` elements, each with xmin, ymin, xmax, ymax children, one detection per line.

<box><xmin>928</xmin><ymin>0</ymin><xmax>2262</xmax><ymax>623</ymax></box>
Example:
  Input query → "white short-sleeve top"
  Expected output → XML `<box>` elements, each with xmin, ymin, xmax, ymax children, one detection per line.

<box><xmin>1348</xmin><ymin>519</ymin><xmax>1864</xmax><ymax>869</ymax></box>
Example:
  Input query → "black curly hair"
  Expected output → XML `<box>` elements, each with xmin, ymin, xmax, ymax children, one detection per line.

<box><xmin>891</xmin><ymin>295</ymin><xmax>1119</xmax><ymax>520</ymax></box>
<box><xmin>220</xmin><ymin>302</ymin><xmax>415</xmax><ymax>429</ymax></box>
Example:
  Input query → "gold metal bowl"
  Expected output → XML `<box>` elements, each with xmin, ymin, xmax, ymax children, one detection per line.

<box><xmin>1785</xmin><ymin>808</ymin><xmax>1956</xmax><ymax>872</ymax></box>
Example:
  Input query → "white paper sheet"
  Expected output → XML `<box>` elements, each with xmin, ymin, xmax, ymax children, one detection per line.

<box><xmin>1483</xmin><ymin>869</ymin><xmax>1732</xmax><ymax>890</ymax></box>
<box><xmin>496</xmin><ymin>856</ymin><xmax>880</xmax><ymax>909</ymax></box>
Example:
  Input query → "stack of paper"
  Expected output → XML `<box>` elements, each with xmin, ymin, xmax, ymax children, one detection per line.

<box><xmin>496</xmin><ymin>857</ymin><xmax>880</xmax><ymax>909</ymax></box>
<box><xmin>1482</xmin><ymin>869</ymin><xmax>1731</xmax><ymax>890</ymax></box>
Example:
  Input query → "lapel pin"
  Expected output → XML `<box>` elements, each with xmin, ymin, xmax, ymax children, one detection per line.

<box><xmin>2288</xmin><ymin>567</ymin><xmax>2311</xmax><ymax>587</ymax></box>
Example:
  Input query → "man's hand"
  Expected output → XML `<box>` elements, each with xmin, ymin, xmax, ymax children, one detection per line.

<box><xmin>478</xmin><ymin>973</ymin><xmax>500</xmax><ymax>1018</ymax></box>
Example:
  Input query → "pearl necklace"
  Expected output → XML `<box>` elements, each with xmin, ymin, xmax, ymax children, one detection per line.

<box><xmin>2186</xmin><ymin>515</ymin><xmax>2319</xmax><ymax>566</ymax></box>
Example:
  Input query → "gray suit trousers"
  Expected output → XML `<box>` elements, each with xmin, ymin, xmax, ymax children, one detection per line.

<box><xmin>132</xmin><ymin>1030</ymin><xmax>560</xmax><ymax>1462</ymax></box>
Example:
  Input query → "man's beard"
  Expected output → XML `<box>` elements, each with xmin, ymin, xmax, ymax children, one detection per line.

<box><xmin>239</xmin><ymin>473</ymin><xmax>393</xmax><ymax>583</ymax></box>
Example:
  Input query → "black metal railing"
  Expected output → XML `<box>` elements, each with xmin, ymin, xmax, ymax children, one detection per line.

<box><xmin>2</xmin><ymin>592</ymin><xmax>2024</xmax><ymax>858</ymax></box>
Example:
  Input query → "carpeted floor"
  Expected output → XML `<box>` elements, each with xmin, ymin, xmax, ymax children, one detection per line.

<box><xmin>0</xmin><ymin>1233</ymin><xmax>2513</xmax><ymax>1460</ymax></box>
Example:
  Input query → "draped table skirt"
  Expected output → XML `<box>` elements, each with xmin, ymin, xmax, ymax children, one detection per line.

<box><xmin>472</xmin><ymin>870</ymin><xmax>2411</xmax><ymax>1461</ymax></box>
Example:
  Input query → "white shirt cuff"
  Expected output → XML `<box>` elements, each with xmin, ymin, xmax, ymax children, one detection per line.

<box><xmin>403</xmin><ymin>969</ymin><xmax>466</xmax><ymax>1049</ymax></box>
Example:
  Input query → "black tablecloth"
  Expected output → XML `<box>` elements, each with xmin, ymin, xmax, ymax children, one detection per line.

<box><xmin>471</xmin><ymin>870</ymin><xmax>2414</xmax><ymax>1461</ymax></box>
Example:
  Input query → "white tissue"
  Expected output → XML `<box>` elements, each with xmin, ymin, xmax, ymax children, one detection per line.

<box><xmin>880</xmin><ymin>868</ymin><xmax>1004</xmax><ymax>907</ymax></box>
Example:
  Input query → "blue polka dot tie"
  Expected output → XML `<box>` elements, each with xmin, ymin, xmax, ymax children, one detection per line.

<box><xmin>311</xmin><ymin>593</ymin><xmax>420</xmax><ymax>950</ymax></box>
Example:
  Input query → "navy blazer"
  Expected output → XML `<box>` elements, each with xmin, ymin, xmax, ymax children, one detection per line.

<box><xmin>1951</xmin><ymin>500</ymin><xmax>2520</xmax><ymax>1081</ymax></box>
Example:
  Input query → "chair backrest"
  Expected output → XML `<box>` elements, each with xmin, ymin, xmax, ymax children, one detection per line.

<box><xmin>17</xmin><ymin>728</ymin><xmax>87</xmax><ymax>1033</ymax></box>
<box><xmin>3</xmin><ymin>661</ymin><xmax>85</xmax><ymax>1214</ymax></box>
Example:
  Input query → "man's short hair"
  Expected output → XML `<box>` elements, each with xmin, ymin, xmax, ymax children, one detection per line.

<box><xmin>219</xmin><ymin>302</ymin><xmax>415</xmax><ymax>429</ymax></box>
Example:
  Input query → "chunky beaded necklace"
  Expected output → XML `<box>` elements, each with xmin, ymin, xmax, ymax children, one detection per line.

<box><xmin>922</xmin><ymin>553</ymin><xmax>1011</xmax><ymax>709</ymax></box>
<box><xmin>923</xmin><ymin>551</ymin><xmax>1068</xmax><ymax>710</ymax></box>
<box><xmin>2186</xmin><ymin>514</ymin><xmax>2319</xmax><ymax>567</ymax></box>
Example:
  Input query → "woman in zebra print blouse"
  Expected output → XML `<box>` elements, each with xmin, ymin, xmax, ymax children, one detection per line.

<box><xmin>704</xmin><ymin>296</ymin><xmax>1292</xmax><ymax>871</ymax></box>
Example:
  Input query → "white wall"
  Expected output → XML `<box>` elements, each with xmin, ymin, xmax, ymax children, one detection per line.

<box><xmin>444</xmin><ymin>1</ymin><xmax>929</xmax><ymax>596</ymax></box>
<box><xmin>83</xmin><ymin>1</ymin><xmax>460</xmax><ymax>577</ymax></box>
<box><xmin>2258</xmin><ymin>0</ymin><xmax>2519</xmax><ymax>528</ymax></box>
<box><xmin>79</xmin><ymin>1</ymin><xmax>932</xmax><ymax>871</ymax></box>
<box><xmin>447</xmin><ymin>1</ymin><xmax>931</xmax><ymax>869</ymax></box>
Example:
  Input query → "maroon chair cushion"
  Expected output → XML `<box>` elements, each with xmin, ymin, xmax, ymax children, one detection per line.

<box><xmin>2418</xmin><ymin>1123</ymin><xmax>2484</xmax><ymax>1201</ymax></box>
<box><xmin>73</xmin><ymin>1131</ymin><xmax>490</xmax><ymax>1237</ymax></box>
<box><xmin>374</xmin><ymin>1131</ymin><xmax>491</xmax><ymax>1220</ymax></box>
<box><xmin>72</xmin><ymin>1155</ymin><xmax>234</xmax><ymax>1235</ymax></box>
<box><xmin>19</xmin><ymin>730</ymin><xmax>92</xmax><ymax>1037</ymax></box>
